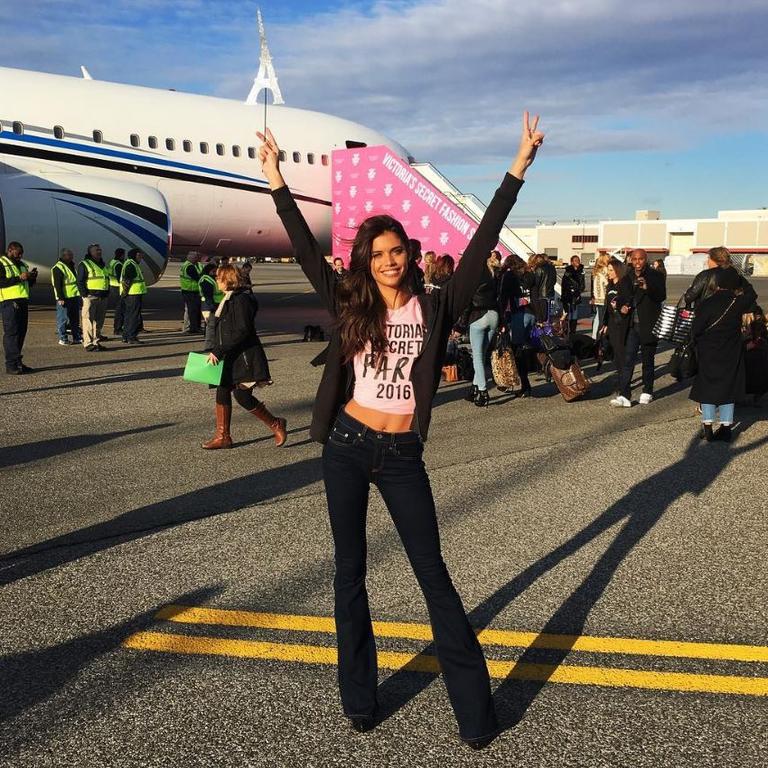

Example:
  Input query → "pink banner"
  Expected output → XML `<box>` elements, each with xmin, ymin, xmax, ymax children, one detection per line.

<box><xmin>331</xmin><ymin>145</ymin><xmax>508</xmax><ymax>265</ymax></box>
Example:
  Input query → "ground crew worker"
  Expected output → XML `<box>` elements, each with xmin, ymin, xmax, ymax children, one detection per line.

<box><xmin>77</xmin><ymin>243</ymin><xmax>110</xmax><ymax>351</ymax></box>
<box><xmin>200</xmin><ymin>262</ymin><xmax>224</xmax><ymax>351</ymax></box>
<box><xmin>121</xmin><ymin>248</ymin><xmax>147</xmax><ymax>344</ymax></box>
<box><xmin>108</xmin><ymin>247</ymin><xmax>126</xmax><ymax>336</ymax></box>
<box><xmin>51</xmin><ymin>248</ymin><xmax>82</xmax><ymax>345</ymax></box>
<box><xmin>0</xmin><ymin>241</ymin><xmax>37</xmax><ymax>374</ymax></box>
<box><xmin>180</xmin><ymin>251</ymin><xmax>203</xmax><ymax>334</ymax></box>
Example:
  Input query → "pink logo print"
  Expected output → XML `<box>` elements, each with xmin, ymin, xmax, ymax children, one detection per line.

<box><xmin>335</xmin><ymin>171</ymin><xmax>343</xmax><ymax>183</ymax></box>
<box><xmin>439</xmin><ymin>232</ymin><xmax>449</xmax><ymax>246</ymax></box>
<box><xmin>420</xmin><ymin>216</ymin><xmax>431</xmax><ymax>229</ymax></box>
<box><xmin>367</xmin><ymin>168</ymin><xmax>376</xmax><ymax>180</ymax></box>
<box><xmin>347</xmin><ymin>217</ymin><xmax>357</xmax><ymax>228</ymax></box>
<box><xmin>364</xmin><ymin>201</ymin><xmax>374</xmax><ymax>213</ymax></box>
<box><xmin>383</xmin><ymin>184</ymin><xmax>393</xmax><ymax>197</ymax></box>
<box><xmin>349</xmin><ymin>186</ymin><xmax>358</xmax><ymax>198</ymax></box>
<box><xmin>334</xmin><ymin>203</ymin><xmax>342</xmax><ymax>214</ymax></box>
<box><xmin>351</xmin><ymin>153</ymin><xmax>360</xmax><ymax>166</ymax></box>
<box><xmin>402</xmin><ymin>200</ymin><xmax>412</xmax><ymax>213</ymax></box>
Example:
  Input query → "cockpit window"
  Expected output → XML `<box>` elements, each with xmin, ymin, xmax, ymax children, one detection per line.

<box><xmin>345</xmin><ymin>140</ymin><xmax>367</xmax><ymax>149</ymax></box>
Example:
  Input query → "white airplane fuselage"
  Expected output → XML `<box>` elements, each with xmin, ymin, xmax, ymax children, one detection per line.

<box><xmin>0</xmin><ymin>67</ymin><xmax>410</xmax><ymax>283</ymax></box>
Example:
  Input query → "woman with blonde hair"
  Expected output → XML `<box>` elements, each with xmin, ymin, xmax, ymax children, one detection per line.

<box><xmin>590</xmin><ymin>253</ymin><xmax>611</xmax><ymax>339</ymax></box>
<box><xmin>202</xmin><ymin>264</ymin><xmax>287</xmax><ymax>449</ymax></box>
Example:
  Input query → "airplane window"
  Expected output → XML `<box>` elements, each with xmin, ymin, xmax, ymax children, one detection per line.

<box><xmin>321</xmin><ymin>155</ymin><xmax>329</xmax><ymax>166</ymax></box>
<box><xmin>307</xmin><ymin>153</ymin><xmax>315</xmax><ymax>165</ymax></box>
<box><xmin>12</xmin><ymin>121</ymin><xmax>24</xmax><ymax>135</ymax></box>
<box><xmin>278</xmin><ymin>150</ymin><xmax>286</xmax><ymax>162</ymax></box>
<box><xmin>216</xmin><ymin>143</ymin><xmax>225</xmax><ymax>156</ymax></box>
<box><xmin>183</xmin><ymin>140</ymin><xmax>192</xmax><ymax>152</ymax></box>
<box><xmin>200</xmin><ymin>142</ymin><xmax>209</xmax><ymax>154</ymax></box>
<box><xmin>166</xmin><ymin>138</ymin><xmax>175</xmax><ymax>151</ymax></box>
<box><xmin>247</xmin><ymin>147</ymin><xmax>256</xmax><ymax>159</ymax></box>
<box><xmin>345</xmin><ymin>140</ymin><xmax>367</xmax><ymax>148</ymax></box>
<box><xmin>54</xmin><ymin>125</ymin><xmax>65</xmax><ymax>140</ymax></box>
<box><xmin>232</xmin><ymin>145</ymin><xmax>241</xmax><ymax>158</ymax></box>
<box><xmin>130</xmin><ymin>134</ymin><xmax>140</xmax><ymax>148</ymax></box>
<box><xmin>292</xmin><ymin>151</ymin><xmax>301</xmax><ymax>163</ymax></box>
<box><xmin>93</xmin><ymin>129</ymin><xmax>103</xmax><ymax>143</ymax></box>
<box><xmin>148</xmin><ymin>136</ymin><xmax>158</xmax><ymax>149</ymax></box>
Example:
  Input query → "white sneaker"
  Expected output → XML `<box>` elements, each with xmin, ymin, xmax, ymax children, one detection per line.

<box><xmin>639</xmin><ymin>393</ymin><xmax>653</xmax><ymax>405</ymax></box>
<box><xmin>609</xmin><ymin>395</ymin><xmax>631</xmax><ymax>408</ymax></box>
<box><xmin>58</xmin><ymin>339</ymin><xmax>70</xmax><ymax>346</ymax></box>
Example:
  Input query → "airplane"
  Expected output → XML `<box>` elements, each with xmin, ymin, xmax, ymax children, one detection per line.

<box><xmin>0</xmin><ymin>66</ymin><xmax>411</xmax><ymax>284</ymax></box>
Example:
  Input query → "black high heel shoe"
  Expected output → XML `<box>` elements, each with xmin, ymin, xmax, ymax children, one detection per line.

<box><xmin>348</xmin><ymin>715</ymin><xmax>377</xmax><ymax>733</ymax></box>
<box><xmin>474</xmin><ymin>389</ymin><xmax>489</xmax><ymax>407</ymax></box>
<box><xmin>464</xmin><ymin>384</ymin><xmax>478</xmax><ymax>402</ymax></box>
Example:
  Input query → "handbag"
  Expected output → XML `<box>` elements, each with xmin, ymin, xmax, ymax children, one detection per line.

<box><xmin>550</xmin><ymin>361</ymin><xmax>591</xmax><ymax>402</ymax></box>
<box><xmin>183</xmin><ymin>352</ymin><xmax>223</xmax><ymax>385</ymax></box>
<box><xmin>441</xmin><ymin>364</ymin><xmax>459</xmax><ymax>383</ymax></box>
<box><xmin>669</xmin><ymin>298</ymin><xmax>736</xmax><ymax>381</ymax></box>
<box><xmin>490</xmin><ymin>327</ymin><xmax>521</xmax><ymax>391</ymax></box>
<box><xmin>653</xmin><ymin>304</ymin><xmax>695</xmax><ymax>344</ymax></box>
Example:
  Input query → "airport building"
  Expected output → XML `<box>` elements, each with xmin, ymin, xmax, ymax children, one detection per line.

<box><xmin>513</xmin><ymin>208</ymin><xmax>768</xmax><ymax>274</ymax></box>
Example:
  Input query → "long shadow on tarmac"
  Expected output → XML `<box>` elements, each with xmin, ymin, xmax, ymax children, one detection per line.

<box><xmin>0</xmin><ymin>586</ymin><xmax>222</xmax><ymax>733</ymax></box>
<box><xmin>1</xmin><ymin>368</ymin><xmax>185</xmax><ymax>396</ymax></box>
<box><xmin>375</xmin><ymin>421</ymin><xmax>768</xmax><ymax>735</ymax></box>
<box><xmin>0</xmin><ymin>424</ymin><xmax>173</xmax><ymax>469</ymax></box>
<box><xmin>0</xmin><ymin>457</ymin><xmax>323</xmax><ymax>585</ymax></box>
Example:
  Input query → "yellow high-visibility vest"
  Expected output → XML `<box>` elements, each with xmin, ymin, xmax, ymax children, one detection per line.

<box><xmin>0</xmin><ymin>255</ymin><xmax>30</xmax><ymax>301</ymax></box>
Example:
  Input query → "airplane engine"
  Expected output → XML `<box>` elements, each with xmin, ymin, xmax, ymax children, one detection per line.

<box><xmin>0</xmin><ymin>171</ymin><xmax>171</xmax><ymax>283</ymax></box>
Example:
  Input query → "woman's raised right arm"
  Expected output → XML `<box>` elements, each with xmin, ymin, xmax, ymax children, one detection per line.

<box><xmin>257</xmin><ymin>129</ymin><xmax>337</xmax><ymax>314</ymax></box>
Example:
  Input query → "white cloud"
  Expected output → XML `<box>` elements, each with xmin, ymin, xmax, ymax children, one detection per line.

<box><xmin>1</xmin><ymin>0</ymin><xmax>767</xmax><ymax>168</ymax></box>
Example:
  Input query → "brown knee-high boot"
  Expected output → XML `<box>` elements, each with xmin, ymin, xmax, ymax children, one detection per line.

<box><xmin>202</xmin><ymin>403</ymin><xmax>233</xmax><ymax>449</ymax></box>
<box><xmin>249</xmin><ymin>400</ymin><xmax>287</xmax><ymax>446</ymax></box>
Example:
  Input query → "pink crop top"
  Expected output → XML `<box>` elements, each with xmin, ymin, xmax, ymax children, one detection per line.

<box><xmin>352</xmin><ymin>297</ymin><xmax>426</xmax><ymax>415</ymax></box>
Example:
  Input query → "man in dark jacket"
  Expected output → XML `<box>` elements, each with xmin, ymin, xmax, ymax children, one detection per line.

<box><xmin>0</xmin><ymin>241</ymin><xmax>37</xmax><ymax>373</ymax></box>
<box><xmin>561</xmin><ymin>255</ymin><xmax>585</xmax><ymax>336</ymax></box>
<box><xmin>408</xmin><ymin>238</ymin><xmax>425</xmax><ymax>294</ymax></box>
<box><xmin>610</xmin><ymin>248</ymin><xmax>666</xmax><ymax>407</ymax></box>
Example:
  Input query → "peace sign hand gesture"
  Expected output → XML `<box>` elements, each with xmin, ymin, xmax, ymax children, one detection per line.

<box><xmin>510</xmin><ymin>111</ymin><xmax>545</xmax><ymax>180</ymax></box>
<box><xmin>256</xmin><ymin>128</ymin><xmax>286</xmax><ymax>190</ymax></box>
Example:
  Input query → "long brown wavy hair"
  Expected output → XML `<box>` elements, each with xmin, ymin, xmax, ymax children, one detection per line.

<box><xmin>336</xmin><ymin>215</ymin><xmax>416</xmax><ymax>363</ymax></box>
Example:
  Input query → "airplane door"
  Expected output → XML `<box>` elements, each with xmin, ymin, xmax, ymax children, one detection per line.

<box><xmin>158</xmin><ymin>180</ymin><xmax>212</xmax><ymax>248</ymax></box>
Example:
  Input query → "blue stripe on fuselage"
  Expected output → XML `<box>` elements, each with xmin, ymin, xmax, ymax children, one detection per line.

<box><xmin>55</xmin><ymin>197</ymin><xmax>168</xmax><ymax>256</ymax></box>
<box><xmin>2</xmin><ymin>131</ymin><xmax>269</xmax><ymax>186</ymax></box>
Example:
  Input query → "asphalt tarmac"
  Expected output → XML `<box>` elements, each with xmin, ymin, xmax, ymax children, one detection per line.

<box><xmin>1</xmin><ymin>265</ymin><xmax>767</xmax><ymax>768</ymax></box>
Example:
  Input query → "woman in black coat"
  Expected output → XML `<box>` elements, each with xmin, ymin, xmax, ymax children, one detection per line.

<box><xmin>203</xmin><ymin>265</ymin><xmax>287</xmax><ymax>449</ymax></box>
<box><xmin>598</xmin><ymin>257</ymin><xmax>630</xmax><ymax>394</ymax></box>
<box><xmin>690</xmin><ymin>267</ymin><xmax>757</xmax><ymax>442</ymax></box>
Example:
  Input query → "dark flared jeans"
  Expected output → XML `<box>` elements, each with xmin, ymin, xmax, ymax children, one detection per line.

<box><xmin>321</xmin><ymin>410</ymin><xmax>497</xmax><ymax>741</ymax></box>
<box><xmin>619</xmin><ymin>326</ymin><xmax>657</xmax><ymax>399</ymax></box>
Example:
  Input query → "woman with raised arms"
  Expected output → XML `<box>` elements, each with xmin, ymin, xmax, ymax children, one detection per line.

<box><xmin>256</xmin><ymin>113</ymin><xmax>544</xmax><ymax>748</ymax></box>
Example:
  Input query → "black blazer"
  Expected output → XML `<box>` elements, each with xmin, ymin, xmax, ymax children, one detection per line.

<box><xmin>271</xmin><ymin>173</ymin><xmax>524</xmax><ymax>443</ymax></box>
<box><xmin>617</xmin><ymin>266</ymin><xmax>666</xmax><ymax>344</ymax></box>
<box><xmin>212</xmin><ymin>290</ymin><xmax>270</xmax><ymax>387</ymax></box>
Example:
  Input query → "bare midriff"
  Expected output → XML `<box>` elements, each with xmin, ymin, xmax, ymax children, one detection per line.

<box><xmin>344</xmin><ymin>399</ymin><xmax>415</xmax><ymax>434</ymax></box>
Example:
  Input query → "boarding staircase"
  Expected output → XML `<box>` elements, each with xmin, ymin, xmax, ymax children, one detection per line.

<box><xmin>410</xmin><ymin>161</ymin><xmax>533</xmax><ymax>257</ymax></box>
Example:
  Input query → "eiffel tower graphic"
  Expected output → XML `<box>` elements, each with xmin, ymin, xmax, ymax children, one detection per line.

<box><xmin>245</xmin><ymin>8</ymin><xmax>284</xmax><ymax>105</ymax></box>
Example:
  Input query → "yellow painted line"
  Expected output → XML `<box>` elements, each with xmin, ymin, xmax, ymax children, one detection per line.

<box><xmin>155</xmin><ymin>605</ymin><xmax>768</xmax><ymax>664</ymax></box>
<box><xmin>123</xmin><ymin>631</ymin><xmax>768</xmax><ymax>697</ymax></box>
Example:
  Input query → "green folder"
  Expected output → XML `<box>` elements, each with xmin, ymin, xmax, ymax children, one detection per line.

<box><xmin>183</xmin><ymin>352</ymin><xmax>223</xmax><ymax>386</ymax></box>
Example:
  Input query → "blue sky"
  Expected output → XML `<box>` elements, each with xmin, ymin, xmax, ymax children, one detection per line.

<box><xmin>1</xmin><ymin>0</ymin><xmax>767</xmax><ymax>225</ymax></box>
